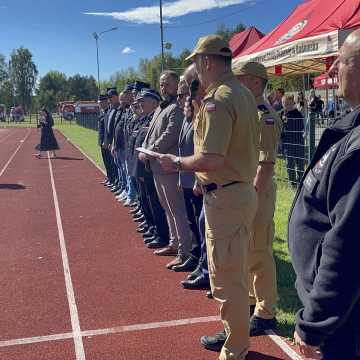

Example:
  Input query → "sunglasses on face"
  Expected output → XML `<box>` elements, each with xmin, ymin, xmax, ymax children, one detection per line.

<box><xmin>177</xmin><ymin>93</ymin><xmax>189</xmax><ymax>99</ymax></box>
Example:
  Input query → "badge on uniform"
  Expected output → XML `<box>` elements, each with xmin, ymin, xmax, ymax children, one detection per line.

<box><xmin>205</xmin><ymin>102</ymin><xmax>216</xmax><ymax>112</ymax></box>
<box><xmin>265</xmin><ymin>118</ymin><xmax>275</xmax><ymax>125</ymax></box>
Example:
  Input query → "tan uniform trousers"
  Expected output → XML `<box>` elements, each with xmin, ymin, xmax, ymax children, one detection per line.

<box><xmin>204</xmin><ymin>183</ymin><xmax>257</xmax><ymax>360</ymax></box>
<box><xmin>249</xmin><ymin>179</ymin><xmax>278</xmax><ymax>319</ymax></box>
<box><xmin>153</xmin><ymin>172</ymin><xmax>192</xmax><ymax>256</ymax></box>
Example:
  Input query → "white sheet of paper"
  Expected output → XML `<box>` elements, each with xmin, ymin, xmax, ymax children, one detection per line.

<box><xmin>135</xmin><ymin>147</ymin><xmax>160</xmax><ymax>158</ymax></box>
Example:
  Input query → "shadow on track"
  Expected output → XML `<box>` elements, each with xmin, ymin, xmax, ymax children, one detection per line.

<box><xmin>0</xmin><ymin>184</ymin><xmax>26</xmax><ymax>190</ymax></box>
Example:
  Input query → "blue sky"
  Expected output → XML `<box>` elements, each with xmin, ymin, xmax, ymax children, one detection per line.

<box><xmin>0</xmin><ymin>0</ymin><xmax>304</xmax><ymax>81</ymax></box>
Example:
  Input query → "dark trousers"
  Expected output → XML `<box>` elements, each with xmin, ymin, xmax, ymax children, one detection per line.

<box><xmin>198</xmin><ymin>206</ymin><xmax>208</xmax><ymax>276</ymax></box>
<box><xmin>183</xmin><ymin>188</ymin><xmax>203</xmax><ymax>259</ymax></box>
<box><xmin>101</xmin><ymin>147</ymin><xmax>116</xmax><ymax>182</ymax></box>
<box><xmin>137</xmin><ymin>178</ymin><xmax>154</xmax><ymax>227</ymax></box>
<box><xmin>143</xmin><ymin>176</ymin><xmax>169</xmax><ymax>241</ymax></box>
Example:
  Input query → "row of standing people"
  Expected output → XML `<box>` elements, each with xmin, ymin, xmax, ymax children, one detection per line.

<box><xmin>97</xmin><ymin>34</ymin><xmax>283</xmax><ymax>360</ymax></box>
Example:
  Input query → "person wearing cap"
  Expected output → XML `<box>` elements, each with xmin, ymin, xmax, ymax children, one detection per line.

<box><xmin>157</xmin><ymin>35</ymin><xmax>259</xmax><ymax>360</ymax></box>
<box><xmin>97</xmin><ymin>94</ymin><xmax>111</xmax><ymax>185</ymax></box>
<box><xmin>103</xmin><ymin>87</ymin><xmax>120</xmax><ymax>189</ymax></box>
<box><xmin>140</xmin><ymin>70</ymin><xmax>192</xmax><ymax>268</ymax></box>
<box><xmin>129</xmin><ymin>89</ymin><xmax>170</xmax><ymax>244</ymax></box>
<box><xmin>234</xmin><ymin>61</ymin><xmax>282</xmax><ymax>336</ymax></box>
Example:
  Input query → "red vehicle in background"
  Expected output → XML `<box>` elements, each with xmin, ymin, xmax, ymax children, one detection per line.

<box><xmin>58</xmin><ymin>101</ymin><xmax>75</xmax><ymax>120</ymax></box>
<box><xmin>74</xmin><ymin>101</ymin><xmax>99</xmax><ymax>114</ymax></box>
<box><xmin>10</xmin><ymin>106</ymin><xmax>24</xmax><ymax>122</ymax></box>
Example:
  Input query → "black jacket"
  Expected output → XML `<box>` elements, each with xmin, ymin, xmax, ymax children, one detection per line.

<box><xmin>97</xmin><ymin>109</ymin><xmax>107</xmax><ymax>147</ymax></box>
<box><xmin>103</xmin><ymin>105</ymin><xmax>119</xmax><ymax>147</ymax></box>
<box><xmin>113</xmin><ymin>106</ymin><xmax>128</xmax><ymax>150</ymax></box>
<box><xmin>288</xmin><ymin>105</ymin><xmax>360</xmax><ymax>346</ymax></box>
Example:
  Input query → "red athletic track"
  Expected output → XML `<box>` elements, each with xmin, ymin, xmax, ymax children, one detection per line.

<box><xmin>0</xmin><ymin>128</ymin><xmax>302</xmax><ymax>360</ymax></box>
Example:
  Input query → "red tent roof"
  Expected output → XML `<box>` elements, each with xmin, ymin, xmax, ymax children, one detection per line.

<box><xmin>314</xmin><ymin>74</ymin><xmax>338</xmax><ymax>89</ymax></box>
<box><xmin>229</xmin><ymin>27</ymin><xmax>265</xmax><ymax>58</ymax></box>
<box><xmin>241</xmin><ymin>0</ymin><xmax>360</xmax><ymax>57</ymax></box>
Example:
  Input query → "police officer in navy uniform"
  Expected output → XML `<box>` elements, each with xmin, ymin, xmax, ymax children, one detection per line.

<box><xmin>289</xmin><ymin>29</ymin><xmax>360</xmax><ymax>359</ymax></box>
<box><xmin>97</xmin><ymin>93</ymin><xmax>110</xmax><ymax>184</ymax></box>
<box><xmin>103</xmin><ymin>87</ymin><xmax>120</xmax><ymax>188</ymax></box>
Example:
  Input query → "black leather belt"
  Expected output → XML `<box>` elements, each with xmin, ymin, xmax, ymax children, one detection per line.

<box><xmin>203</xmin><ymin>181</ymin><xmax>240</xmax><ymax>194</ymax></box>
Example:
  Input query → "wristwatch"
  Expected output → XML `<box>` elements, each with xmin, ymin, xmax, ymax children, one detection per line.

<box><xmin>172</xmin><ymin>156</ymin><xmax>182</xmax><ymax>171</ymax></box>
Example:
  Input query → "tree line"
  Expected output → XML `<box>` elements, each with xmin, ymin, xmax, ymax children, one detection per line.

<box><xmin>0</xmin><ymin>23</ymin><xmax>306</xmax><ymax>113</ymax></box>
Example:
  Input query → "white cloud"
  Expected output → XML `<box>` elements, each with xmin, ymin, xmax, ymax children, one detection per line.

<box><xmin>122</xmin><ymin>47</ymin><xmax>135</xmax><ymax>54</ymax></box>
<box><xmin>85</xmin><ymin>0</ymin><xmax>250</xmax><ymax>24</ymax></box>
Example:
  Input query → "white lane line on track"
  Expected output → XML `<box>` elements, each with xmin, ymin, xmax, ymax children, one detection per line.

<box><xmin>0</xmin><ymin>129</ymin><xmax>31</xmax><ymax>178</ymax></box>
<box><xmin>0</xmin><ymin>316</ymin><xmax>220</xmax><ymax>348</ymax></box>
<box><xmin>47</xmin><ymin>153</ymin><xmax>86</xmax><ymax>360</ymax></box>
<box><xmin>58</xmin><ymin>133</ymin><xmax>305</xmax><ymax>360</ymax></box>
<box><xmin>265</xmin><ymin>330</ymin><xmax>304</xmax><ymax>360</ymax></box>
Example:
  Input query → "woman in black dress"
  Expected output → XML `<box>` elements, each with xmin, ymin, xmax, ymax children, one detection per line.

<box><xmin>34</xmin><ymin>108</ymin><xmax>59</xmax><ymax>158</ymax></box>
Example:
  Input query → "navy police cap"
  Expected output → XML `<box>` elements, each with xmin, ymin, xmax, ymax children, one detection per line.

<box><xmin>107</xmin><ymin>87</ymin><xmax>118</xmax><ymax>97</ymax></box>
<box><xmin>136</xmin><ymin>89</ymin><xmax>161</xmax><ymax>102</ymax></box>
<box><xmin>133</xmin><ymin>81</ymin><xmax>151</xmax><ymax>92</ymax></box>
<box><xmin>98</xmin><ymin>94</ymin><xmax>108</xmax><ymax>101</ymax></box>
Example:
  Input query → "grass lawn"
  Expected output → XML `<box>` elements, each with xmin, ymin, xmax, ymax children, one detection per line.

<box><xmin>12</xmin><ymin>121</ymin><xmax>301</xmax><ymax>339</ymax></box>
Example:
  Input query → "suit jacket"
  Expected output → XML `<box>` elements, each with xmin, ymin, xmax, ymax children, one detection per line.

<box><xmin>97</xmin><ymin>110</ymin><xmax>107</xmax><ymax>147</ymax></box>
<box><xmin>178</xmin><ymin>118</ymin><xmax>196</xmax><ymax>189</ymax></box>
<box><xmin>103</xmin><ymin>105</ymin><xmax>119</xmax><ymax>147</ymax></box>
<box><xmin>143</xmin><ymin>98</ymin><xmax>184</xmax><ymax>175</ymax></box>
<box><xmin>113</xmin><ymin>106</ymin><xmax>128</xmax><ymax>150</ymax></box>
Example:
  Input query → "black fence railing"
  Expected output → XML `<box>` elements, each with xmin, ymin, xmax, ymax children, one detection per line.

<box><xmin>75</xmin><ymin>113</ymin><xmax>98</xmax><ymax>131</ymax></box>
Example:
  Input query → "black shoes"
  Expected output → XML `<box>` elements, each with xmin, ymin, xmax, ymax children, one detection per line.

<box><xmin>172</xmin><ymin>256</ymin><xmax>198</xmax><ymax>272</ymax></box>
<box><xmin>186</xmin><ymin>267</ymin><xmax>202</xmax><ymax>281</ymax></box>
<box><xmin>250</xmin><ymin>315</ymin><xmax>277</xmax><ymax>336</ymax></box>
<box><xmin>147</xmin><ymin>238</ymin><xmax>168</xmax><ymax>249</ymax></box>
<box><xmin>206</xmin><ymin>290</ymin><xmax>213</xmax><ymax>299</ymax></box>
<box><xmin>134</xmin><ymin>215</ymin><xmax>145</xmax><ymax>223</ymax></box>
<box><xmin>200</xmin><ymin>330</ymin><xmax>226</xmax><ymax>352</ymax></box>
<box><xmin>181</xmin><ymin>275</ymin><xmax>210</xmax><ymax>290</ymax></box>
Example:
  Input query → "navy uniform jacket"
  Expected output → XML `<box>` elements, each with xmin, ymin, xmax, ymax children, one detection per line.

<box><xmin>130</xmin><ymin>113</ymin><xmax>153</xmax><ymax>178</ymax></box>
<box><xmin>103</xmin><ymin>105</ymin><xmax>119</xmax><ymax>148</ymax></box>
<box><xmin>288</xmin><ymin>105</ymin><xmax>360</xmax><ymax>346</ymax></box>
<box><xmin>97</xmin><ymin>109</ymin><xmax>107</xmax><ymax>147</ymax></box>
<box><xmin>113</xmin><ymin>106</ymin><xmax>128</xmax><ymax>151</ymax></box>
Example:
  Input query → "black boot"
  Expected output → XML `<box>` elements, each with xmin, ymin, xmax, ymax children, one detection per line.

<box><xmin>200</xmin><ymin>330</ymin><xmax>226</xmax><ymax>352</ymax></box>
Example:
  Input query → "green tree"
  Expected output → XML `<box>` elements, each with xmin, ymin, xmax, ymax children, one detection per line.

<box><xmin>37</xmin><ymin>71</ymin><xmax>68</xmax><ymax>111</ymax></box>
<box><xmin>110</xmin><ymin>68</ymin><xmax>139</xmax><ymax>92</ymax></box>
<box><xmin>67</xmin><ymin>74</ymin><xmax>98</xmax><ymax>101</ymax></box>
<box><xmin>10</xmin><ymin>47</ymin><xmax>38</xmax><ymax>111</ymax></box>
<box><xmin>215</xmin><ymin>23</ymin><xmax>246</xmax><ymax>42</ymax></box>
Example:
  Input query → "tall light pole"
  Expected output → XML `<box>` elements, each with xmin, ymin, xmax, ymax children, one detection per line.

<box><xmin>159</xmin><ymin>0</ymin><xmax>165</xmax><ymax>71</ymax></box>
<box><xmin>92</xmin><ymin>27</ymin><xmax>118</xmax><ymax>94</ymax></box>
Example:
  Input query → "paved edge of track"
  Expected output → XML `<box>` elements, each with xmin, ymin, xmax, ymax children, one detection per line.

<box><xmin>57</xmin><ymin>129</ymin><xmax>303</xmax><ymax>360</ymax></box>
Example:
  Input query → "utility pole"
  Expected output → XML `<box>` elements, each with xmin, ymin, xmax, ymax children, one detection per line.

<box><xmin>160</xmin><ymin>0</ymin><xmax>165</xmax><ymax>71</ymax></box>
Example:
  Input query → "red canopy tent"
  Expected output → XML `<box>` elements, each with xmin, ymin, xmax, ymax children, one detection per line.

<box><xmin>233</xmin><ymin>0</ymin><xmax>360</xmax><ymax>76</ymax></box>
<box><xmin>229</xmin><ymin>27</ymin><xmax>265</xmax><ymax>58</ymax></box>
<box><xmin>314</xmin><ymin>74</ymin><xmax>338</xmax><ymax>89</ymax></box>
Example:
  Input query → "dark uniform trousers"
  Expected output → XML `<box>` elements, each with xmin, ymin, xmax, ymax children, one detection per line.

<box><xmin>183</xmin><ymin>188</ymin><xmax>203</xmax><ymax>259</ymax></box>
<box><xmin>102</xmin><ymin>147</ymin><xmax>117</xmax><ymax>183</ymax></box>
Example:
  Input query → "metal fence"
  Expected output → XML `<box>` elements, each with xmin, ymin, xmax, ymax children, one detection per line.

<box><xmin>72</xmin><ymin>112</ymin><xmax>335</xmax><ymax>189</ymax></box>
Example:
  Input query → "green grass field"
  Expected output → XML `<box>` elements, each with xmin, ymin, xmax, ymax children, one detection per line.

<box><xmin>4</xmin><ymin>120</ymin><xmax>301</xmax><ymax>339</ymax></box>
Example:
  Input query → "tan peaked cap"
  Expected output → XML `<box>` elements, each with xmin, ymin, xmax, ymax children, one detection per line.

<box><xmin>186</xmin><ymin>34</ymin><xmax>232</xmax><ymax>61</ymax></box>
<box><xmin>233</xmin><ymin>61</ymin><xmax>268</xmax><ymax>80</ymax></box>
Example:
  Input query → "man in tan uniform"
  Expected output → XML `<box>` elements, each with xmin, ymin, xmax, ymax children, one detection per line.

<box><xmin>158</xmin><ymin>35</ymin><xmax>260</xmax><ymax>360</ymax></box>
<box><xmin>234</xmin><ymin>62</ymin><xmax>282</xmax><ymax>335</ymax></box>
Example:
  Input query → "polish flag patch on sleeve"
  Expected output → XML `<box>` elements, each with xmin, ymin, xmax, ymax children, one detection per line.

<box><xmin>265</xmin><ymin>117</ymin><xmax>275</xmax><ymax>125</ymax></box>
<box><xmin>205</xmin><ymin>102</ymin><xmax>216</xmax><ymax>112</ymax></box>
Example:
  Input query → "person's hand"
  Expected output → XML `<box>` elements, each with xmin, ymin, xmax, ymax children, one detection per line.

<box><xmin>157</xmin><ymin>154</ymin><xmax>177</xmax><ymax>173</ymax></box>
<box><xmin>193</xmin><ymin>182</ymin><xmax>203</xmax><ymax>196</ymax></box>
<box><xmin>293</xmin><ymin>331</ymin><xmax>321</xmax><ymax>359</ymax></box>
<box><xmin>138</xmin><ymin>152</ymin><xmax>148</xmax><ymax>162</ymax></box>
<box><xmin>184</xmin><ymin>97</ymin><xmax>200</xmax><ymax>119</ymax></box>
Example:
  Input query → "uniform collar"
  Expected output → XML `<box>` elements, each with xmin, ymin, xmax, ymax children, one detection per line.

<box><xmin>330</xmin><ymin>104</ymin><xmax>360</xmax><ymax>132</ymax></box>
<box><xmin>204</xmin><ymin>71</ymin><xmax>234</xmax><ymax>100</ymax></box>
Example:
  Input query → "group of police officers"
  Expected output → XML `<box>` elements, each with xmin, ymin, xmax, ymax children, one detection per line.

<box><xmin>95</xmin><ymin>31</ymin><xmax>360</xmax><ymax>360</ymax></box>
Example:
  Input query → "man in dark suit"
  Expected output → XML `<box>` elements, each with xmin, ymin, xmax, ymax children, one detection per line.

<box><xmin>97</xmin><ymin>93</ymin><xmax>110</xmax><ymax>185</ymax></box>
<box><xmin>103</xmin><ymin>87</ymin><xmax>120</xmax><ymax>188</ymax></box>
